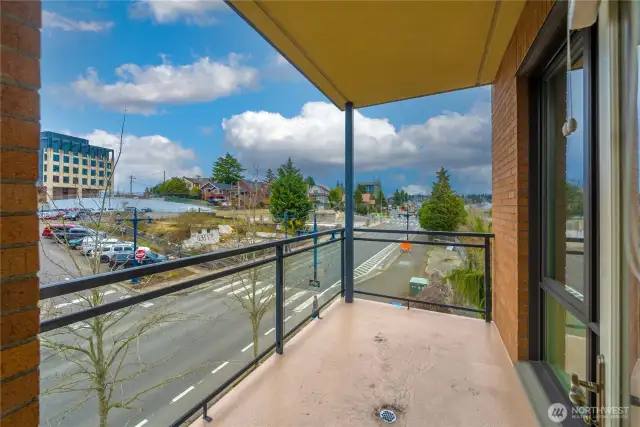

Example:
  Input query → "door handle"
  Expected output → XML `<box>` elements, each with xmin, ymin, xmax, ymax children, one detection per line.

<box><xmin>569</xmin><ymin>354</ymin><xmax>605</xmax><ymax>426</ymax></box>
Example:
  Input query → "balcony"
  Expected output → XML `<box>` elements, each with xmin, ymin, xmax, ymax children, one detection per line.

<box><xmin>38</xmin><ymin>226</ymin><xmax>537</xmax><ymax>427</ymax></box>
<box><xmin>186</xmin><ymin>299</ymin><xmax>535</xmax><ymax>427</ymax></box>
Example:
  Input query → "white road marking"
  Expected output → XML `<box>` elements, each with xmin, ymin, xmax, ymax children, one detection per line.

<box><xmin>133</xmin><ymin>420</ymin><xmax>149</xmax><ymax>427</ymax></box>
<box><xmin>211</xmin><ymin>361</ymin><xmax>229</xmax><ymax>374</ymax></box>
<box><xmin>284</xmin><ymin>315</ymin><xmax>292</xmax><ymax>322</ymax></box>
<box><xmin>171</xmin><ymin>386</ymin><xmax>194</xmax><ymax>403</ymax></box>
<box><xmin>213</xmin><ymin>280</ymin><xmax>245</xmax><ymax>293</ymax></box>
<box><xmin>284</xmin><ymin>291</ymin><xmax>307</xmax><ymax>306</ymax></box>
<box><xmin>54</xmin><ymin>289</ymin><xmax>117</xmax><ymax>309</ymax></box>
<box><xmin>140</xmin><ymin>302</ymin><xmax>154</xmax><ymax>308</ymax></box>
<box><xmin>264</xmin><ymin>327</ymin><xmax>275</xmax><ymax>335</ymax></box>
<box><xmin>241</xmin><ymin>284</ymin><xmax>273</xmax><ymax>299</ymax></box>
<box><xmin>227</xmin><ymin>282</ymin><xmax>262</xmax><ymax>296</ymax></box>
<box><xmin>241</xmin><ymin>342</ymin><xmax>254</xmax><ymax>352</ymax></box>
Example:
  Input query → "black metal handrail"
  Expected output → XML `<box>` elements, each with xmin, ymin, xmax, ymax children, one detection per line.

<box><xmin>40</xmin><ymin>229</ymin><xmax>344</xmax><ymax>333</ymax></box>
<box><xmin>353</xmin><ymin>229</ymin><xmax>494</xmax><ymax>321</ymax></box>
<box><xmin>40</xmin><ymin>226</ymin><xmax>347</xmax><ymax>426</ymax></box>
<box><xmin>40</xmin><ymin>227</ymin><xmax>343</xmax><ymax>300</ymax></box>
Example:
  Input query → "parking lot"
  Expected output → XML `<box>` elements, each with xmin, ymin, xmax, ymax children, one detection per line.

<box><xmin>38</xmin><ymin>219</ymin><xmax>143</xmax><ymax>284</ymax></box>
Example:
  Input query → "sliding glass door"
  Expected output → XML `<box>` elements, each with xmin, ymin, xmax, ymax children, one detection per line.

<box><xmin>533</xmin><ymin>25</ymin><xmax>600</xmax><ymax>412</ymax></box>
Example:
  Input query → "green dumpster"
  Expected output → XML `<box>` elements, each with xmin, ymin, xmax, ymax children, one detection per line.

<box><xmin>409</xmin><ymin>277</ymin><xmax>429</xmax><ymax>296</ymax></box>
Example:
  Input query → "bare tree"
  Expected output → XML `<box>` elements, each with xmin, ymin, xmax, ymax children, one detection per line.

<box><xmin>225</xmin><ymin>167</ymin><xmax>278</xmax><ymax>358</ymax></box>
<box><xmin>39</xmin><ymin>111</ymin><xmax>225</xmax><ymax>427</ymax></box>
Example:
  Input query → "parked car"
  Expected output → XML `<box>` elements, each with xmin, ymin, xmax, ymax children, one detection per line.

<box><xmin>139</xmin><ymin>207</ymin><xmax>152</xmax><ymax>213</ymax></box>
<box><xmin>94</xmin><ymin>243</ymin><xmax>134</xmax><ymax>263</ymax></box>
<box><xmin>109</xmin><ymin>249</ymin><xmax>168</xmax><ymax>268</ymax></box>
<box><xmin>40</xmin><ymin>210</ymin><xmax>65</xmax><ymax>220</ymax></box>
<box><xmin>78</xmin><ymin>238</ymin><xmax>122</xmax><ymax>255</ymax></box>
<box><xmin>53</xmin><ymin>227</ymin><xmax>105</xmax><ymax>244</ymax></box>
<box><xmin>63</xmin><ymin>211</ymin><xmax>83</xmax><ymax>221</ymax></box>
<box><xmin>42</xmin><ymin>223</ymin><xmax>75</xmax><ymax>238</ymax></box>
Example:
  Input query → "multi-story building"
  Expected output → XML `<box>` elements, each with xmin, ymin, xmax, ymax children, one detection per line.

<box><xmin>39</xmin><ymin>132</ymin><xmax>114</xmax><ymax>201</ymax></box>
<box><xmin>357</xmin><ymin>180</ymin><xmax>382</xmax><ymax>196</ymax></box>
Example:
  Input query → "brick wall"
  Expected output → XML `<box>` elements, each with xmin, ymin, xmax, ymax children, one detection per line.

<box><xmin>491</xmin><ymin>0</ymin><xmax>554</xmax><ymax>362</ymax></box>
<box><xmin>0</xmin><ymin>1</ymin><xmax>41</xmax><ymax>425</ymax></box>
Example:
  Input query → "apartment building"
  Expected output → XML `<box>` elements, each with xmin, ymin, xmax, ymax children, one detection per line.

<box><xmin>39</xmin><ymin>132</ymin><xmax>114</xmax><ymax>201</ymax></box>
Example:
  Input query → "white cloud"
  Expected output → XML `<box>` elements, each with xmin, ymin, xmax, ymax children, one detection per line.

<box><xmin>129</xmin><ymin>0</ymin><xmax>227</xmax><ymax>26</ymax></box>
<box><xmin>222</xmin><ymin>101</ymin><xmax>491</xmax><ymax>192</ymax></box>
<box><xmin>402</xmin><ymin>184</ymin><xmax>430</xmax><ymax>196</ymax></box>
<box><xmin>263</xmin><ymin>53</ymin><xmax>302</xmax><ymax>81</ymax></box>
<box><xmin>72</xmin><ymin>54</ymin><xmax>259</xmax><ymax>114</ymax></box>
<box><xmin>42</xmin><ymin>11</ymin><xmax>114</xmax><ymax>32</ymax></box>
<box><xmin>82</xmin><ymin>130</ymin><xmax>203</xmax><ymax>190</ymax></box>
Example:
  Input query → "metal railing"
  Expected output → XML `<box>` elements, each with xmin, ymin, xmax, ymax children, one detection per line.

<box><xmin>40</xmin><ymin>228</ymin><xmax>345</xmax><ymax>426</ymax></box>
<box><xmin>353</xmin><ymin>228</ymin><xmax>494</xmax><ymax>321</ymax></box>
<box><xmin>39</xmin><ymin>225</ymin><xmax>495</xmax><ymax>425</ymax></box>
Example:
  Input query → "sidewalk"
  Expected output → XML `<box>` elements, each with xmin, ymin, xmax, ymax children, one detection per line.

<box><xmin>355</xmin><ymin>239</ymin><xmax>465</xmax><ymax>305</ymax></box>
<box><xmin>355</xmin><ymin>238</ymin><xmax>429</xmax><ymax>303</ymax></box>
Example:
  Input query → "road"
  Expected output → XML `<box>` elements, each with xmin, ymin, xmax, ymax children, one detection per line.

<box><xmin>39</xmin><ymin>219</ymin><xmax>420</xmax><ymax>427</ymax></box>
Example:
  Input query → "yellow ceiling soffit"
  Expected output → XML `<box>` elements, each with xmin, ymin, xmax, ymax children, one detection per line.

<box><xmin>227</xmin><ymin>0</ymin><xmax>525</xmax><ymax>110</ymax></box>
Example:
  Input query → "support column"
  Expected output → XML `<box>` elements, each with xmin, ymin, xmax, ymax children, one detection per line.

<box><xmin>344</xmin><ymin>102</ymin><xmax>354</xmax><ymax>303</ymax></box>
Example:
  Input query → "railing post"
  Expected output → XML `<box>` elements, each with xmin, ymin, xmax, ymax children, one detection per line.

<box><xmin>202</xmin><ymin>403</ymin><xmax>212</xmax><ymax>423</ymax></box>
<box><xmin>483</xmin><ymin>236</ymin><xmax>492</xmax><ymax>322</ymax></box>
<box><xmin>275</xmin><ymin>244</ymin><xmax>285</xmax><ymax>354</ymax></box>
<box><xmin>340</xmin><ymin>229</ymin><xmax>345</xmax><ymax>298</ymax></box>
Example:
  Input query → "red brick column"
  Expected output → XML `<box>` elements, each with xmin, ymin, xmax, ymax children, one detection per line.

<box><xmin>0</xmin><ymin>1</ymin><xmax>41</xmax><ymax>425</ymax></box>
<box><xmin>491</xmin><ymin>0</ymin><xmax>554</xmax><ymax>362</ymax></box>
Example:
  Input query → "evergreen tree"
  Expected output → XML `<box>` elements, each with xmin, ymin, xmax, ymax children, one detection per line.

<box><xmin>265</xmin><ymin>168</ymin><xmax>275</xmax><ymax>184</ymax></box>
<box><xmin>269</xmin><ymin>158</ymin><xmax>313</xmax><ymax>229</ymax></box>
<box><xmin>418</xmin><ymin>168</ymin><xmax>466</xmax><ymax>231</ymax></box>
<box><xmin>212</xmin><ymin>153</ymin><xmax>245</xmax><ymax>184</ymax></box>
<box><xmin>305</xmin><ymin>176</ymin><xmax>316</xmax><ymax>187</ymax></box>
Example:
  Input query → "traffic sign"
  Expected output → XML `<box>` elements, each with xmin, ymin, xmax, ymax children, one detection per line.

<box><xmin>135</xmin><ymin>248</ymin><xmax>146</xmax><ymax>260</ymax></box>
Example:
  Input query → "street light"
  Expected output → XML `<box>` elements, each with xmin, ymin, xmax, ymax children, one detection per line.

<box><xmin>116</xmin><ymin>207</ymin><xmax>152</xmax><ymax>284</ymax></box>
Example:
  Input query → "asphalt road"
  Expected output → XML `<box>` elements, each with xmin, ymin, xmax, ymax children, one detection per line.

<box><xmin>39</xmin><ymin>219</ymin><xmax>420</xmax><ymax>427</ymax></box>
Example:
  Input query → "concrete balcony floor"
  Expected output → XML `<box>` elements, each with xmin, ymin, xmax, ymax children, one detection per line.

<box><xmin>189</xmin><ymin>299</ymin><xmax>536</xmax><ymax>427</ymax></box>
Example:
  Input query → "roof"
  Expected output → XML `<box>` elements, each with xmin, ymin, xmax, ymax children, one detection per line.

<box><xmin>202</xmin><ymin>182</ymin><xmax>233</xmax><ymax>191</ymax></box>
<box><xmin>183</xmin><ymin>177</ymin><xmax>210</xmax><ymax>187</ymax></box>
<box><xmin>227</xmin><ymin>1</ymin><xmax>525</xmax><ymax>110</ymax></box>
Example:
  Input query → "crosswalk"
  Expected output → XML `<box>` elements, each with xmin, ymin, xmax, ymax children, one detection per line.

<box><xmin>201</xmin><ymin>240</ymin><xmax>400</xmax><ymax>314</ymax></box>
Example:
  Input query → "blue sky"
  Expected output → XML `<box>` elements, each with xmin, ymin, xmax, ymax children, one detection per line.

<box><xmin>42</xmin><ymin>0</ymin><xmax>496</xmax><ymax>195</ymax></box>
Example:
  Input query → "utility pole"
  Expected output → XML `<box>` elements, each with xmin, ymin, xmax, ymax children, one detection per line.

<box><xmin>117</xmin><ymin>207</ymin><xmax>152</xmax><ymax>284</ymax></box>
<box><xmin>129</xmin><ymin>175</ymin><xmax>134</xmax><ymax>195</ymax></box>
<box><xmin>163</xmin><ymin>170</ymin><xmax>166</xmax><ymax>183</ymax></box>
<box><xmin>398</xmin><ymin>210</ymin><xmax>416</xmax><ymax>241</ymax></box>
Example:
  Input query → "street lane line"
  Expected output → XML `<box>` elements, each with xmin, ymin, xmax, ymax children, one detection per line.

<box><xmin>213</xmin><ymin>280</ymin><xmax>245</xmax><ymax>293</ymax></box>
<box><xmin>227</xmin><ymin>282</ymin><xmax>262</xmax><ymax>296</ymax></box>
<box><xmin>54</xmin><ymin>298</ymin><xmax>82</xmax><ymax>309</ymax></box>
<box><xmin>140</xmin><ymin>302</ymin><xmax>154</xmax><ymax>308</ymax></box>
<box><xmin>211</xmin><ymin>361</ymin><xmax>229</xmax><ymax>374</ymax></box>
<box><xmin>241</xmin><ymin>342</ymin><xmax>254</xmax><ymax>352</ymax></box>
<box><xmin>134</xmin><ymin>420</ymin><xmax>149</xmax><ymax>427</ymax></box>
<box><xmin>101</xmin><ymin>290</ymin><xmax>116</xmax><ymax>296</ymax></box>
<box><xmin>264</xmin><ymin>327</ymin><xmax>275</xmax><ymax>335</ymax></box>
<box><xmin>171</xmin><ymin>386</ymin><xmax>194</xmax><ymax>403</ymax></box>
<box><xmin>284</xmin><ymin>291</ymin><xmax>306</xmax><ymax>306</ymax></box>
<box><xmin>284</xmin><ymin>315</ymin><xmax>292</xmax><ymax>322</ymax></box>
<box><xmin>241</xmin><ymin>284</ymin><xmax>273</xmax><ymax>300</ymax></box>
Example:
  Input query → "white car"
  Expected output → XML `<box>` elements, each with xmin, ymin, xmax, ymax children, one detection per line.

<box><xmin>79</xmin><ymin>238</ymin><xmax>122</xmax><ymax>256</ymax></box>
<box><xmin>93</xmin><ymin>243</ymin><xmax>135</xmax><ymax>263</ymax></box>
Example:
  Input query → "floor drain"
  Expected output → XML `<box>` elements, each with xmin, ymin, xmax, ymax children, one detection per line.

<box><xmin>379</xmin><ymin>409</ymin><xmax>397</xmax><ymax>424</ymax></box>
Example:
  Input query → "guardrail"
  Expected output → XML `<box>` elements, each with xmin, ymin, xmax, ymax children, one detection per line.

<box><xmin>353</xmin><ymin>228</ymin><xmax>494</xmax><ymax>321</ymax></box>
<box><xmin>39</xmin><ymin>228</ymin><xmax>345</xmax><ymax>426</ymax></box>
